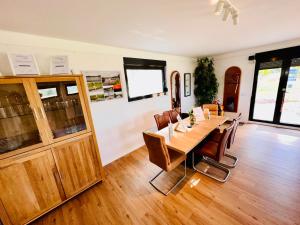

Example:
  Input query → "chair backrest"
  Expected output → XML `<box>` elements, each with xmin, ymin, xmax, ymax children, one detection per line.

<box><xmin>228</xmin><ymin>113</ymin><xmax>242</xmax><ymax>148</ymax></box>
<box><xmin>217</xmin><ymin>121</ymin><xmax>235</xmax><ymax>161</ymax></box>
<box><xmin>143</xmin><ymin>132</ymin><xmax>170</xmax><ymax>171</ymax></box>
<box><xmin>154</xmin><ymin>112</ymin><xmax>170</xmax><ymax>130</ymax></box>
<box><xmin>168</xmin><ymin>109</ymin><xmax>179</xmax><ymax>123</ymax></box>
<box><xmin>203</xmin><ymin>104</ymin><xmax>218</xmax><ymax>115</ymax></box>
<box><xmin>203</xmin><ymin>104</ymin><xmax>218</xmax><ymax>111</ymax></box>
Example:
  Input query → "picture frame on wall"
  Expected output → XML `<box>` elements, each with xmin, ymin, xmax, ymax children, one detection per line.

<box><xmin>82</xmin><ymin>70</ymin><xmax>123</xmax><ymax>102</ymax></box>
<box><xmin>184</xmin><ymin>73</ymin><xmax>191</xmax><ymax>97</ymax></box>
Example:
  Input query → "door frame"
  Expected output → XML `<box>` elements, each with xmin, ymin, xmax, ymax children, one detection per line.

<box><xmin>170</xmin><ymin>71</ymin><xmax>181</xmax><ymax>113</ymax></box>
<box><xmin>249</xmin><ymin>45</ymin><xmax>300</xmax><ymax>128</ymax></box>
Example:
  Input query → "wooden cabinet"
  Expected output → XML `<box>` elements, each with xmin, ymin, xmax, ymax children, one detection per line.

<box><xmin>52</xmin><ymin>133</ymin><xmax>101</xmax><ymax>198</ymax></box>
<box><xmin>0</xmin><ymin>149</ymin><xmax>65</xmax><ymax>225</ymax></box>
<box><xmin>0</xmin><ymin>75</ymin><xmax>103</xmax><ymax>225</ymax></box>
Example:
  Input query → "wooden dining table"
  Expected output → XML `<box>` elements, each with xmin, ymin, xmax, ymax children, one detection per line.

<box><xmin>156</xmin><ymin>115</ymin><xmax>228</xmax><ymax>155</ymax></box>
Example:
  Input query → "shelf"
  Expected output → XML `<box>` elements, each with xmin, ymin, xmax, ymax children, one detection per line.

<box><xmin>0</xmin><ymin>113</ymin><xmax>34</xmax><ymax>120</ymax></box>
<box><xmin>0</xmin><ymin>132</ymin><xmax>41</xmax><ymax>154</ymax></box>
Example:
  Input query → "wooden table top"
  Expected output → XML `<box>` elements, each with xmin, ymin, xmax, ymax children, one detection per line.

<box><xmin>156</xmin><ymin>116</ymin><xmax>228</xmax><ymax>155</ymax></box>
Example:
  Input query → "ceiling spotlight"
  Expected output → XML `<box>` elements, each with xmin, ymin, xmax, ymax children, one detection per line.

<box><xmin>214</xmin><ymin>0</ymin><xmax>239</xmax><ymax>25</ymax></box>
<box><xmin>231</xmin><ymin>6</ymin><xmax>239</xmax><ymax>25</ymax></box>
<box><xmin>222</xmin><ymin>5</ymin><xmax>231</xmax><ymax>21</ymax></box>
<box><xmin>214</xmin><ymin>0</ymin><xmax>225</xmax><ymax>15</ymax></box>
<box><xmin>232</xmin><ymin>14</ymin><xmax>239</xmax><ymax>25</ymax></box>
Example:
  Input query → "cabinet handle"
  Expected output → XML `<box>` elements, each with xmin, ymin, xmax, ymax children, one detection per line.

<box><xmin>53</xmin><ymin>168</ymin><xmax>62</xmax><ymax>181</ymax></box>
<box><xmin>52</xmin><ymin>168</ymin><xmax>66</xmax><ymax>200</ymax></box>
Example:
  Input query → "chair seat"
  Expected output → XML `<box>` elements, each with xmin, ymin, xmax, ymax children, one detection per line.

<box><xmin>167</xmin><ymin>148</ymin><xmax>186</xmax><ymax>172</ymax></box>
<box><xmin>195</xmin><ymin>140</ymin><xmax>219</xmax><ymax>161</ymax></box>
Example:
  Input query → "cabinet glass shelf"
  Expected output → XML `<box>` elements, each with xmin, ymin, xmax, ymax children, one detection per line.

<box><xmin>37</xmin><ymin>81</ymin><xmax>87</xmax><ymax>139</ymax></box>
<box><xmin>0</xmin><ymin>84</ymin><xmax>41</xmax><ymax>154</ymax></box>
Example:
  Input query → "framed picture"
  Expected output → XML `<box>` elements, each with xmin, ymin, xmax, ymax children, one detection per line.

<box><xmin>82</xmin><ymin>71</ymin><xmax>123</xmax><ymax>102</ymax></box>
<box><xmin>184</xmin><ymin>73</ymin><xmax>191</xmax><ymax>97</ymax></box>
<box><xmin>8</xmin><ymin>53</ymin><xmax>40</xmax><ymax>75</ymax></box>
<box><xmin>50</xmin><ymin>55</ymin><xmax>70</xmax><ymax>75</ymax></box>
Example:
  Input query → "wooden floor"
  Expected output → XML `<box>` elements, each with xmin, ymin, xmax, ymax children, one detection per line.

<box><xmin>33</xmin><ymin>124</ymin><xmax>300</xmax><ymax>225</ymax></box>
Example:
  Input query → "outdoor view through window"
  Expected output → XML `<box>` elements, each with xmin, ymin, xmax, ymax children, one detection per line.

<box><xmin>252</xmin><ymin>58</ymin><xmax>300</xmax><ymax>126</ymax></box>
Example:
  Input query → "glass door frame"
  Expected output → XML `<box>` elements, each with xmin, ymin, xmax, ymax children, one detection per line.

<box><xmin>0</xmin><ymin>78</ymin><xmax>49</xmax><ymax>159</ymax></box>
<box><xmin>31</xmin><ymin>76</ymin><xmax>91</xmax><ymax>144</ymax></box>
<box><xmin>249</xmin><ymin>46</ymin><xmax>300</xmax><ymax>128</ymax></box>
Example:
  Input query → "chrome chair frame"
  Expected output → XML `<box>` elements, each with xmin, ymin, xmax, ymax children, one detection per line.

<box><xmin>216</xmin><ymin>121</ymin><xmax>239</xmax><ymax>169</ymax></box>
<box><xmin>221</xmin><ymin>153</ymin><xmax>238</xmax><ymax>168</ymax></box>
<box><xmin>149</xmin><ymin>160</ymin><xmax>187</xmax><ymax>196</ymax></box>
<box><xmin>192</xmin><ymin>152</ymin><xmax>230</xmax><ymax>183</ymax></box>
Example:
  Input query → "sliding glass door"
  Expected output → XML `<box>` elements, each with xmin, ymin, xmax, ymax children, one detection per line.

<box><xmin>252</xmin><ymin>61</ymin><xmax>282</xmax><ymax>121</ymax></box>
<box><xmin>249</xmin><ymin>47</ymin><xmax>300</xmax><ymax>127</ymax></box>
<box><xmin>280</xmin><ymin>58</ymin><xmax>300</xmax><ymax>125</ymax></box>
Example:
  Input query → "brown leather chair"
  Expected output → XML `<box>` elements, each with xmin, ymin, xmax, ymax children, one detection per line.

<box><xmin>168</xmin><ymin>109</ymin><xmax>179</xmax><ymax>123</ymax></box>
<box><xmin>192</xmin><ymin>122</ymin><xmax>235</xmax><ymax>182</ymax></box>
<box><xmin>211</xmin><ymin>113</ymin><xmax>242</xmax><ymax>148</ymax></box>
<box><xmin>219</xmin><ymin>113</ymin><xmax>242</xmax><ymax>168</ymax></box>
<box><xmin>208</xmin><ymin>113</ymin><xmax>242</xmax><ymax>168</ymax></box>
<box><xmin>202</xmin><ymin>104</ymin><xmax>224</xmax><ymax>116</ymax></box>
<box><xmin>227</xmin><ymin>113</ymin><xmax>242</xmax><ymax>149</ymax></box>
<box><xmin>143</xmin><ymin>132</ymin><xmax>186</xmax><ymax>195</ymax></box>
<box><xmin>154</xmin><ymin>112</ymin><xmax>170</xmax><ymax>130</ymax></box>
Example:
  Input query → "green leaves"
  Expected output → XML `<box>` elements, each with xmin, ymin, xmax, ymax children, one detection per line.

<box><xmin>194</xmin><ymin>57</ymin><xmax>219</xmax><ymax>106</ymax></box>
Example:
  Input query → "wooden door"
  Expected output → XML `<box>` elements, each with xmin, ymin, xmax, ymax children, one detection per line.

<box><xmin>51</xmin><ymin>133</ymin><xmax>101</xmax><ymax>198</ymax></box>
<box><xmin>30</xmin><ymin>76</ymin><xmax>91</xmax><ymax>144</ymax></box>
<box><xmin>0</xmin><ymin>78</ymin><xmax>49</xmax><ymax>159</ymax></box>
<box><xmin>170</xmin><ymin>71</ymin><xmax>181</xmax><ymax>113</ymax></box>
<box><xmin>0</xmin><ymin>149</ymin><xmax>65</xmax><ymax>225</ymax></box>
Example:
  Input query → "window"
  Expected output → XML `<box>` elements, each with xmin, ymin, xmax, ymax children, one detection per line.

<box><xmin>249</xmin><ymin>46</ymin><xmax>300</xmax><ymax>127</ymax></box>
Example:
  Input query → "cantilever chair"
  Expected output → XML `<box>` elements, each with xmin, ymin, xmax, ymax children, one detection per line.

<box><xmin>202</xmin><ymin>104</ymin><xmax>224</xmax><ymax>116</ymax></box>
<box><xmin>192</xmin><ymin>122</ymin><xmax>235</xmax><ymax>182</ymax></box>
<box><xmin>154</xmin><ymin>112</ymin><xmax>170</xmax><ymax>130</ymax></box>
<box><xmin>168</xmin><ymin>109</ymin><xmax>179</xmax><ymax>123</ymax></box>
<box><xmin>143</xmin><ymin>132</ymin><xmax>186</xmax><ymax>195</ymax></box>
<box><xmin>227</xmin><ymin>113</ymin><xmax>242</xmax><ymax>149</ymax></box>
<box><xmin>210</xmin><ymin>113</ymin><xmax>242</xmax><ymax>168</ymax></box>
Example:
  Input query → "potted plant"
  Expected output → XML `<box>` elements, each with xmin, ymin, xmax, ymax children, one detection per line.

<box><xmin>194</xmin><ymin>57</ymin><xmax>219</xmax><ymax>106</ymax></box>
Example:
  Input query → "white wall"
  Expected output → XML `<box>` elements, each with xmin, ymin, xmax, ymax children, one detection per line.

<box><xmin>0</xmin><ymin>30</ymin><xmax>196</xmax><ymax>165</ymax></box>
<box><xmin>213</xmin><ymin>38</ymin><xmax>300</xmax><ymax>122</ymax></box>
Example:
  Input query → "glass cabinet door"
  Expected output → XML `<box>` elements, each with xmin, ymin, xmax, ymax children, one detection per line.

<box><xmin>36</xmin><ymin>79</ymin><xmax>88</xmax><ymax>139</ymax></box>
<box><xmin>0</xmin><ymin>82</ymin><xmax>42</xmax><ymax>154</ymax></box>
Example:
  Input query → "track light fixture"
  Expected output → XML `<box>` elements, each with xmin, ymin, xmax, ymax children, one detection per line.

<box><xmin>214</xmin><ymin>0</ymin><xmax>239</xmax><ymax>25</ymax></box>
<box><xmin>214</xmin><ymin>0</ymin><xmax>225</xmax><ymax>15</ymax></box>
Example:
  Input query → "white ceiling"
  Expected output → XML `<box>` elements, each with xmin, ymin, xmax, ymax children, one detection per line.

<box><xmin>0</xmin><ymin>0</ymin><xmax>300</xmax><ymax>57</ymax></box>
